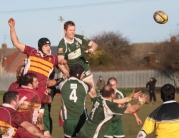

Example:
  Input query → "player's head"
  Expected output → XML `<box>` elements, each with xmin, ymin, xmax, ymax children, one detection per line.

<box><xmin>161</xmin><ymin>84</ymin><xmax>175</xmax><ymax>102</ymax></box>
<box><xmin>107</xmin><ymin>77</ymin><xmax>118</xmax><ymax>91</ymax></box>
<box><xmin>16</xmin><ymin>65</ymin><xmax>25</xmax><ymax>83</ymax></box>
<box><xmin>69</xmin><ymin>64</ymin><xmax>84</xmax><ymax>80</ymax></box>
<box><xmin>150</xmin><ymin>78</ymin><xmax>153</xmax><ymax>81</ymax></box>
<box><xmin>21</xmin><ymin>73</ymin><xmax>39</xmax><ymax>89</ymax></box>
<box><xmin>38</xmin><ymin>37</ymin><xmax>51</xmax><ymax>55</ymax></box>
<box><xmin>3</xmin><ymin>91</ymin><xmax>19</xmax><ymax>109</ymax></box>
<box><xmin>101</xmin><ymin>84</ymin><xmax>115</xmax><ymax>99</ymax></box>
<box><xmin>64</xmin><ymin>21</ymin><xmax>75</xmax><ymax>40</ymax></box>
<box><xmin>99</xmin><ymin>76</ymin><xmax>103</xmax><ymax>80</ymax></box>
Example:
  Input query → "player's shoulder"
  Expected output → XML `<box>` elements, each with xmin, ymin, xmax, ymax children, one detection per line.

<box><xmin>105</xmin><ymin>99</ymin><xmax>120</xmax><ymax>111</ymax></box>
<box><xmin>116</xmin><ymin>89</ymin><xmax>124</xmax><ymax>95</ymax></box>
<box><xmin>74</xmin><ymin>34</ymin><xmax>83</xmax><ymax>38</ymax></box>
<box><xmin>24</xmin><ymin>45</ymin><xmax>37</xmax><ymax>53</ymax></box>
<box><xmin>50</xmin><ymin>53</ymin><xmax>58</xmax><ymax>60</ymax></box>
<box><xmin>58</xmin><ymin>38</ymin><xmax>66</xmax><ymax>47</ymax></box>
<box><xmin>67</xmin><ymin>78</ymin><xmax>86</xmax><ymax>86</ymax></box>
<box><xmin>75</xmin><ymin>34</ymin><xmax>90</xmax><ymax>42</ymax></box>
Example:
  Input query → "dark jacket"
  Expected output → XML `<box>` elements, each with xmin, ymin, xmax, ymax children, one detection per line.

<box><xmin>146</xmin><ymin>78</ymin><xmax>157</xmax><ymax>92</ymax></box>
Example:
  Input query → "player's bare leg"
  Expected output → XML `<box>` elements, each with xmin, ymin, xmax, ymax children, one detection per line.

<box><xmin>83</xmin><ymin>75</ymin><xmax>97</xmax><ymax>98</ymax></box>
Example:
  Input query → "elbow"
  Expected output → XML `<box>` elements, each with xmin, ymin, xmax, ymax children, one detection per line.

<box><xmin>125</xmin><ymin>106</ymin><xmax>137</xmax><ymax>114</ymax></box>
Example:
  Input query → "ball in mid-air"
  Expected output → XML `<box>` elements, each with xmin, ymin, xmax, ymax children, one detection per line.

<box><xmin>153</xmin><ymin>11</ymin><xmax>168</xmax><ymax>24</ymax></box>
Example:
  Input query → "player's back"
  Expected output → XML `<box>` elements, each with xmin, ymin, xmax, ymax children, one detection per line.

<box><xmin>59</xmin><ymin>77</ymin><xmax>89</xmax><ymax>119</ymax></box>
<box><xmin>0</xmin><ymin>106</ymin><xmax>21</xmax><ymax>138</ymax></box>
<box><xmin>16</xmin><ymin>87</ymin><xmax>41</xmax><ymax>124</ymax></box>
<box><xmin>80</xmin><ymin>96</ymin><xmax>126</xmax><ymax>138</ymax></box>
<box><xmin>144</xmin><ymin>101</ymin><xmax>179</xmax><ymax>138</ymax></box>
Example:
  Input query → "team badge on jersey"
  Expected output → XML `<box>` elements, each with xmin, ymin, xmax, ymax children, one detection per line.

<box><xmin>70</xmin><ymin>84</ymin><xmax>77</xmax><ymax>89</ymax></box>
<box><xmin>75</xmin><ymin>42</ymin><xmax>80</xmax><ymax>48</ymax></box>
<box><xmin>58</xmin><ymin>48</ymin><xmax>63</xmax><ymax>54</ymax></box>
<box><xmin>48</xmin><ymin>57</ymin><xmax>52</xmax><ymax>62</ymax></box>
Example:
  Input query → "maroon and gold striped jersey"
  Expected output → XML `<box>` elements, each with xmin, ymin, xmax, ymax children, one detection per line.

<box><xmin>0</xmin><ymin>104</ymin><xmax>23</xmax><ymax>138</ymax></box>
<box><xmin>23</xmin><ymin>46</ymin><xmax>58</xmax><ymax>92</ymax></box>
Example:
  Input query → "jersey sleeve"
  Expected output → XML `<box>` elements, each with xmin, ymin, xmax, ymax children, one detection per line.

<box><xmin>8</xmin><ymin>82</ymin><xmax>19</xmax><ymax>91</ymax></box>
<box><xmin>83</xmin><ymin>82</ymin><xmax>91</xmax><ymax>93</ymax></box>
<box><xmin>75</xmin><ymin>34</ymin><xmax>91</xmax><ymax>46</ymax></box>
<box><xmin>23</xmin><ymin>45</ymin><xmax>36</xmax><ymax>56</ymax></box>
<box><xmin>107</xmin><ymin>101</ymin><xmax>126</xmax><ymax>115</ymax></box>
<box><xmin>53</xmin><ymin>55</ymin><xmax>59</xmax><ymax>67</ymax></box>
<box><xmin>13</xmin><ymin>112</ymin><xmax>24</xmax><ymax>127</ymax></box>
<box><xmin>57</xmin><ymin>39</ymin><xmax>66</xmax><ymax>56</ymax></box>
<box><xmin>140</xmin><ymin>117</ymin><xmax>155</xmax><ymax>135</ymax></box>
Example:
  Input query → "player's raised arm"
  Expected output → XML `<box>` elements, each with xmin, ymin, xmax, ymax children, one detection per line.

<box><xmin>113</xmin><ymin>91</ymin><xmax>142</xmax><ymax>104</ymax></box>
<box><xmin>127</xmin><ymin>103</ymin><xmax>142</xmax><ymax>125</ymax></box>
<box><xmin>124</xmin><ymin>94</ymin><xmax>147</xmax><ymax>114</ymax></box>
<box><xmin>8</xmin><ymin>18</ymin><xmax>25</xmax><ymax>52</ymax></box>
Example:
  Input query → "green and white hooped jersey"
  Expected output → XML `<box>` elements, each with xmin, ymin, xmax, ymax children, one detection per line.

<box><xmin>57</xmin><ymin>34</ymin><xmax>91</xmax><ymax>67</ymax></box>
<box><xmin>115</xmin><ymin>89</ymin><xmax>125</xmax><ymax>99</ymax></box>
<box><xmin>115</xmin><ymin>89</ymin><xmax>127</xmax><ymax>107</ymax></box>
<box><xmin>80</xmin><ymin>96</ymin><xmax>126</xmax><ymax>138</ymax></box>
<box><xmin>111</xmin><ymin>89</ymin><xmax>127</xmax><ymax>122</ymax></box>
<box><xmin>56</xmin><ymin>77</ymin><xmax>90</xmax><ymax>120</ymax></box>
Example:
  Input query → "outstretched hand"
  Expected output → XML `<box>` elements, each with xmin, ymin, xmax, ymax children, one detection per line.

<box><xmin>139</xmin><ymin>94</ymin><xmax>147</xmax><ymax>104</ymax></box>
<box><xmin>63</xmin><ymin>72</ymin><xmax>69</xmax><ymax>79</ymax></box>
<box><xmin>130</xmin><ymin>90</ymin><xmax>142</xmax><ymax>101</ymax></box>
<box><xmin>84</xmin><ymin>49</ymin><xmax>94</xmax><ymax>54</ymax></box>
<box><xmin>8</xmin><ymin>18</ymin><xmax>15</xmax><ymax>27</ymax></box>
<box><xmin>135</xmin><ymin>117</ymin><xmax>142</xmax><ymax>125</ymax></box>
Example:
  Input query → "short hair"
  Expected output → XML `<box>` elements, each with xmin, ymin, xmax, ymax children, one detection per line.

<box><xmin>101</xmin><ymin>85</ymin><xmax>115</xmax><ymax>97</ymax></box>
<box><xmin>21</xmin><ymin>73</ymin><xmax>37</xmax><ymax>86</ymax></box>
<box><xmin>107</xmin><ymin>77</ymin><xmax>117</xmax><ymax>85</ymax></box>
<box><xmin>161</xmin><ymin>84</ymin><xmax>175</xmax><ymax>102</ymax></box>
<box><xmin>3</xmin><ymin>91</ymin><xmax>18</xmax><ymax>104</ymax></box>
<box><xmin>64</xmin><ymin>21</ymin><xmax>75</xmax><ymax>30</ymax></box>
<box><xmin>70</xmin><ymin>64</ymin><xmax>84</xmax><ymax>79</ymax></box>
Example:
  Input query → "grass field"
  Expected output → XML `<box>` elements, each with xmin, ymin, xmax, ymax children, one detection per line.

<box><xmin>0</xmin><ymin>90</ymin><xmax>177</xmax><ymax>138</ymax></box>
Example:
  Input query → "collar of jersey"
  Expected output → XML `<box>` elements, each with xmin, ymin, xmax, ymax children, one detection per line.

<box><xmin>100</xmin><ymin>95</ymin><xmax>113</xmax><ymax>102</ymax></box>
<box><xmin>37</xmin><ymin>50</ymin><xmax>51</xmax><ymax>57</ymax></box>
<box><xmin>64</xmin><ymin>37</ymin><xmax>74</xmax><ymax>44</ymax></box>
<box><xmin>69</xmin><ymin>77</ymin><xmax>78</xmax><ymax>80</ymax></box>
<box><xmin>163</xmin><ymin>100</ymin><xmax>177</xmax><ymax>104</ymax></box>
<box><xmin>21</xmin><ymin>85</ymin><xmax>33</xmax><ymax>89</ymax></box>
<box><xmin>2</xmin><ymin>103</ymin><xmax>16</xmax><ymax>110</ymax></box>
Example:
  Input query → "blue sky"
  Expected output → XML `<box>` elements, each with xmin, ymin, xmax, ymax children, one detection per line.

<box><xmin>0</xmin><ymin>0</ymin><xmax>179</xmax><ymax>48</ymax></box>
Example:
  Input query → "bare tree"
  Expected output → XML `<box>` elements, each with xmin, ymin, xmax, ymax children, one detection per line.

<box><xmin>152</xmin><ymin>36</ymin><xmax>179</xmax><ymax>88</ymax></box>
<box><xmin>84</xmin><ymin>31</ymin><xmax>131</xmax><ymax>70</ymax></box>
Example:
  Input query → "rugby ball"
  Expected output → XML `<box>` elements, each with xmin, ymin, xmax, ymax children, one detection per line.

<box><xmin>153</xmin><ymin>11</ymin><xmax>168</xmax><ymax>24</ymax></box>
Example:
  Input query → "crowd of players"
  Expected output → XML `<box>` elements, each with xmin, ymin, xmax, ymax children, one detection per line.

<box><xmin>0</xmin><ymin>18</ymin><xmax>178</xmax><ymax>138</ymax></box>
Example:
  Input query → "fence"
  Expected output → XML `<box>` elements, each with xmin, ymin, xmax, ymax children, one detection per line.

<box><xmin>0</xmin><ymin>70</ymin><xmax>177</xmax><ymax>91</ymax></box>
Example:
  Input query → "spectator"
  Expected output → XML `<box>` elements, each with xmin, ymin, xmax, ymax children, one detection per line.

<box><xmin>146</xmin><ymin>77</ymin><xmax>157</xmax><ymax>104</ymax></box>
